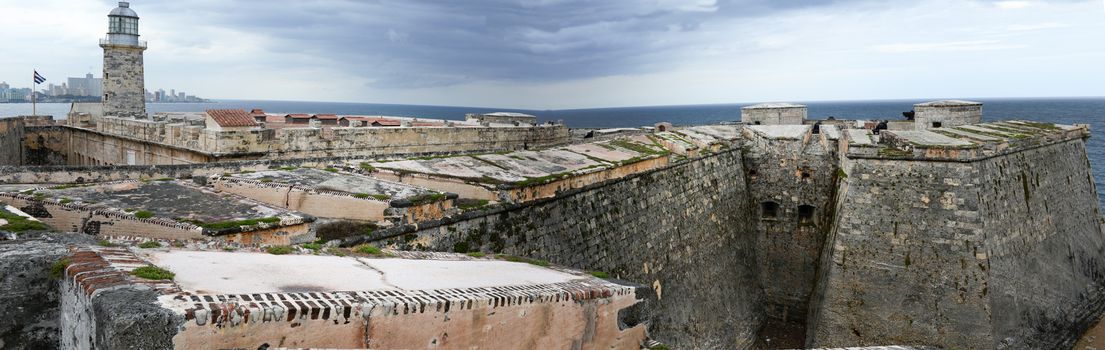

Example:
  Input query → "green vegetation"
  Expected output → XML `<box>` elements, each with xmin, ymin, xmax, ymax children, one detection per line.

<box><xmin>466</xmin><ymin>252</ymin><xmax>486</xmax><ymax>258</ymax></box>
<box><xmin>453</xmin><ymin>241</ymin><xmax>470</xmax><ymax>253</ymax></box>
<box><xmin>0</xmin><ymin>208</ymin><xmax>50</xmax><ymax>232</ymax></box>
<box><xmin>96</xmin><ymin>240</ymin><xmax>118</xmax><ymax>247</ymax></box>
<box><xmin>408</xmin><ymin>193</ymin><xmax>447</xmax><ymax>205</ymax></box>
<box><xmin>589</xmin><ymin>271</ymin><xmax>610</xmax><ymax>279</ymax></box>
<box><xmin>138</xmin><ymin>241</ymin><xmax>162</xmax><ymax>249</ymax></box>
<box><xmin>877</xmin><ymin>147</ymin><xmax>912</xmax><ymax>158</ymax></box>
<box><xmin>353</xmin><ymin>193</ymin><xmax>370</xmax><ymax>199</ymax></box>
<box><xmin>457</xmin><ymin>198</ymin><xmax>491</xmax><ymax>210</ymax></box>
<box><xmin>327</xmin><ymin>247</ymin><xmax>347</xmax><ymax>257</ymax></box>
<box><xmin>133</xmin><ymin>210</ymin><xmax>154</xmax><ymax>219</ymax></box>
<box><xmin>371</xmin><ymin>194</ymin><xmax>391</xmax><ymax>201</ymax></box>
<box><xmin>154</xmin><ymin>177</ymin><xmax>174</xmax><ymax>181</ymax></box>
<box><xmin>124</xmin><ymin>208</ymin><xmax>136</xmax><ymax>212</ymax></box>
<box><xmin>649</xmin><ymin>345</ymin><xmax>671</xmax><ymax>350</ymax></box>
<box><xmin>302</xmin><ymin>242</ymin><xmax>323</xmax><ymax>251</ymax></box>
<box><xmin>259</xmin><ymin>177</ymin><xmax>273</xmax><ymax>183</ymax></box>
<box><xmin>222</xmin><ymin>246</ymin><xmax>237</xmax><ymax>251</ymax></box>
<box><xmin>266</xmin><ymin>245</ymin><xmax>294</xmax><ymax>255</ymax></box>
<box><xmin>610</xmin><ymin>139</ymin><xmax>667</xmax><ymax>155</ymax></box>
<box><xmin>496</xmin><ymin>254</ymin><xmax>549</xmax><ymax>267</ymax></box>
<box><xmin>323</xmin><ymin>167</ymin><xmax>339</xmax><ymax>173</ymax></box>
<box><xmin>355</xmin><ymin>245</ymin><xmax>384</xmax><ymax>256</ymax></box>
<box><xmin>48</xmin><ymin>184</ymin><xmax>90</xmax><ymax>190</ymax></box>
<box><xmin>132</xmin><ymin>265</ymin><xmax>174</xmax><ymax>280</ymax></box>
<box><xmin>59</xmin><ymin>198</ymin><xmax>72</xmax><ymax>204</ymax></box>
<box><xmin>49</xmin><ymin>258</ymin><xmax>70</xmax><ymax>279</ymax></box>
<box><xmin>515</xmin><ymin>173</ymin><xmax>567</xmax><ymax>187</ymax></box>
<box><xmin>837</xmin><ymin>168</ymin><xmax>848</xmax><ymax>179</ymax></box>
<box><xmin>198</xmin><ymin>217</ymin><xmax>281</xmax><ymax>230</ymax></box>
<box><xmin>1020</xmin><ymin>121</ymin><xmax>1060</xmax><ymax>130</ymax></box>
<box><xmin>278</xmin><ymin>166</ymin><xmax>298</xmax><ymax>171</ymax></box>
<box><xmin>358</xmin><ymin>162</ymin><xmax>376</xmax><ymax>172</ymax></box>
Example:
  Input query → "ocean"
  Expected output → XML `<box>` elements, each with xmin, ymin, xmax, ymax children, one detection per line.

<box><xmin>2</xmin><ymin>97</ymin><xmax>1104</xmax><ymax>203</ymax></box>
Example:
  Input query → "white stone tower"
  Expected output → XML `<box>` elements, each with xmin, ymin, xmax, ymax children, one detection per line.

<box><xmin>100</xmin><ymin>2</ymin><xmax>147</xmax><ymax>118</ymax></box>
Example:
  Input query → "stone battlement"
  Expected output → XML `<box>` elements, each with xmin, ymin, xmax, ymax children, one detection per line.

<box><xmin>848</xmin><ymin>120</ymin><xmax>1090</xmax><ymax>161</ymax></box>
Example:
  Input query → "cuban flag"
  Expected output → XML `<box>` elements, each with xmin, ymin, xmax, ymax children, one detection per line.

<box><xmin>33</xmin><ymin>70</ymin><xmax>45</xmax><ymax>84</ymax></box>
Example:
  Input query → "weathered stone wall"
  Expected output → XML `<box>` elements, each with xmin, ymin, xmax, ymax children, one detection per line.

<box><xmin>741</xmin><ymin>107</ymin><xmax>806</xmax><ymax>125</ymax></box>
<box><xmin>93</xmin><ymin>116</ymin><xmax>569</xmax><ymax>160</ymax></box>
<box><xmin>0</xmin><ymin>234</ymin><xmax>94</xmax><ymax>350</ymax></box>
<box><xmin>742</xmin><ymin>129</ymin><xmax>839</xmax><ymax>325</ymax></box>
<box><xmin>806</xmin><ymin>137</ymin><xmax>1105</xmax><ymax>349</ymax></box>
<box><xmin>22</xmin><ymin>126</ymin><xmax>69</xmax><ymax>166</ymax></box>
<box><xmin>101</xmin><ymin>46</ymin><xmax>146</xmax><ymax>118</ymax></box>
<box><xmin>977</xmin><ymin>139</ymin><xmax>1105</xmax><ymax>348</ymax></box>
<box><xmin>914</xmin><ymin>105</ymin><xmax>981</xmax><ymax>130</ymax></box>
<box><xmin>0</xmin><ymin>117</ymin><xmax>27</xmax><ymax>165</ymax></box>
<box><xmin>371</xmin><ymin>149</ymin><xmax>764</xmax><ymax>348</ymax></box>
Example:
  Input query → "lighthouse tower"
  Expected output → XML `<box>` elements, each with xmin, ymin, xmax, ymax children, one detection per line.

<box><xmin>100</xmin><ymin>2</ymin><xmax>147</xmax><ymax>118</ymax></box>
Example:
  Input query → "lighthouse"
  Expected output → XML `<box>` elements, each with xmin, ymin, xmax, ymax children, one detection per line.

<box><xmin>100</xmin><ymin>1</ymin><xmax>147</xmax><ymax>118</ymax></box>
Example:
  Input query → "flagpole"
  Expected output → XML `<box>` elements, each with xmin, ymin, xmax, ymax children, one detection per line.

<box><xmin>31</xmin><ymin>69</ymin><xmax>36</xmax><ymax>116</ymax></box>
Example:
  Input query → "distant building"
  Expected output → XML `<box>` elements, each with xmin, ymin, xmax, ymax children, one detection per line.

<box><xmin>465</xmin><ymin>112</ymin><xmax>538</xmax><ymax>125</ymax></box>
<box><xmin>912</xmin><ymin>100</ymin><xmax>982</xmax><ymax>130</ymax></box>
<box><xmin>67</xmin><ymin>73</ymin><xmax>103</xmax><ymax>97</ymax></box>
<box><xmin>741</xmin><ymin>103</ymin><xmax>807</xmax><ymax>125</ymax></box>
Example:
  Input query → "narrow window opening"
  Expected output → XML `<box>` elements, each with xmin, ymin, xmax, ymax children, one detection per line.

<box><xmin>761</xmin><ymin>201</ymin><xmax>779</xmax><ymax>219</ymax></box>
<box><xmin>798</xmin><ymin>205</ymin><xmax>815</xmax><ymax>223</ymax></box>
<box><xmin>932</xmin><ymin>122</ymin><xmax>943</xmax><ymax>128</ymax></box>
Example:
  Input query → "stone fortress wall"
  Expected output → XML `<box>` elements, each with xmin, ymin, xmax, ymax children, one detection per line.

<box><xmin>371</xmin><ymin>148</ymin><xmax>766</xmax><ymax>349</ymax></box>
<box><xmin>1</xmin><ymin>101</ymin><xmax>1103</xmax><ymax>349</ymax></box>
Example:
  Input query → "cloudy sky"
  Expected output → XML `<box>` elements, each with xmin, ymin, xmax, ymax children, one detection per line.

<box><xmin>2</xmin><ymin>0</ymin><xmax>1104</xmax><ymax>109</ymax></box>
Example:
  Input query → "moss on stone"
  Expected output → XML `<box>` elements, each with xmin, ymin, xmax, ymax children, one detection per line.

<box><xmin>138</xmin><ymin>241</ymin><xmax>161</xmax><ymax>249</ymax></box>
<box><xmin>49</xmin><ymin>258</ymin><xmax>70</xmax><ymax>279</ymax></box>
<box><xmin>266</xmin><ymin>245</ymin><xmax>294</xmax><ymax>255</ymax></box>
<box><xmin>0</xmin><ymin>207</ymin><xmax>50</xmax><ymax>232</ymax></box>
<box><xmin>133</xmin><ymin>210</ymin><xmax>154</xmax><ymax>219</ymax></box>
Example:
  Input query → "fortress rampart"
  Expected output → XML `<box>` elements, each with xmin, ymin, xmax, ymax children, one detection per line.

<box><xmin>1</xmin><ymin>106</ymin><xmax>1103</xmax><ymax>349</ymax></box>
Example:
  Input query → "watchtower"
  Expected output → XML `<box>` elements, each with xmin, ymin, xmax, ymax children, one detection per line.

<box><xmin>741</xmin><ymin>103</ymin><xmax>807</xmax><ymax>125</ymax></box>
<box><xmin>912</xmin><ymin>100</ymin><xmax>982</xmax><ymax>129</ymax></box>
<box><xmin>100</xmin><ymin>2</ymin><xmax>147</xmax><ymax>118</ymax></box>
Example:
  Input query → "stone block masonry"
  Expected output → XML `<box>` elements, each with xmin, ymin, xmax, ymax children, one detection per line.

<box><xmin>372</xmin><ymin>148</ymin><xmax>765</xmax><ymax>348</ymax></box>
<box><xmin>101</xmin><ymin>45</ymin><xmax>146</xmax><ymax>119</ymax></box>
<box><xmin>0</xmin><ymin>234</ymin><xmax>96</xmax><ymax>350</ymax></box>
<box><xmin>806</xmin><ymin>137</ymin><xmax>1105</xmax><ymax>348</ymax></box>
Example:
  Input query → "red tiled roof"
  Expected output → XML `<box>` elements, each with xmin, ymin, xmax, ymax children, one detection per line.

<box><xmin>250</xmin><ymin>109</ymin><xmax>265</xmax><ymax>114</ymax></box>
<box><xmin>207</xmin><ymin>109</ymin><xmax>259</xmax><ymax>128</ymax></box>
<box><xmin>263</xmin><ymin>115</ymin><xmax>285</xmax><ymax>123</ymax></box>
<box><xmin>313</xmin><ymin>114</ymin><xmax>340</xmax><ymax>120</ymax></box>
<box><xmin>343</xmin><ymin>117</ymin><xmax>402</xmax><ymax>126</ymax></box>
<box><xmin>285</xmin><ymin>114</ymin><xmax>311</xmax><ymax>119</ymax></box>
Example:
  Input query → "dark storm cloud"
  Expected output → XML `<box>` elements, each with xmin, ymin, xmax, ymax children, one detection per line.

<box><xmin>138</xmin><ymin>0</ymin><xmax>844</xmax><ymax>88</ymax></box>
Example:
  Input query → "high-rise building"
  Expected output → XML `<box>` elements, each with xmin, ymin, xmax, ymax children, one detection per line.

<box><xmin>100</xmin><ymin>1</ymin><xmax>147</xmax><ymax>118</ymax></box>
<box><xmin>68</xmin><ymin>73</ymin><xmax>103</xmax><ymax>97</ymax></box>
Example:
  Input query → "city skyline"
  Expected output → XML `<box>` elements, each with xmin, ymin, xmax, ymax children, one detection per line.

<box><xmin>1</xmin><ymin>0</ymin><xmax>1103</xmax><ymax>109</ymax></box>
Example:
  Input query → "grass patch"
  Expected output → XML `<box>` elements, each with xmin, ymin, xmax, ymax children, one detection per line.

<box><xmin>259</xmin><ymin>177</ymin><xmax>273</xmax><ymax>183</ymax></box>
<box><xmin>456</xmin><ymin>198</ymin><xmax>490</xmax><ymax>210</ymax></box>
<box><xmin>0</xmin><ymin>208</ymin><xmax>50</xmax><ymax>232</ymax></box>
<box><xmin>327</xmin><ymin>247</ymin><xmax>347</xmax><ymax>257</ymax></box>
<box><xmin>302</xmin><ymin>243</ymin><xmax>323</xmax><ymax>251</ymax></box>
<box><xmin>96</xmin><ymin>240</ymin><xmax>118</xmax><ymax>247</ymax></box>
<box><xmin>515</xmin><ymin>173</ymin><xmax>567</xmax><ymax>187</ymax></box>
<box><xmin>466</xmin><ymin>252</ymin><xmax>486</xmax><ymax>258</ymax></box>
<box><xmin>138</xmin><ymin>241</ymin><xmax>162</xmax><ymax>249</ymax></box>
<box><xmin>222</xmin><ymin>246</ymin><xmax>237</xmax><ymax>251</ymax></box>
<box><xmin>589</xmin><ymin>271</ymin><xmax>610</xmax><ymax>279</ymax></box>
<box><xmin>278</xmin><ymin>166</ymin><xmax>298</xmax><ymax>171</ymax></box>
<box><xmin>154</xmin><ymin>177</ymin><xmax>174</xmax><ymax>181</ymax></box>
<box><xmin>133</xmin><ymin>210</ymin><xmax>154</xmax><ymax>219</ymax></box>
<box><xmin>49</xmin><ymin>258</ymin><xmax>70</xmax><ymax>279</ymax></box>
<box><xmin>649</xmin><ymin>345</ymin><xmax>671</xmax><ymax>350</ymax></box>
<box><xmin>59</xmin><ymin>198</ymin><xmax>72</xmax><ymax>204</ymax></box>
<box><xmin>358</xmin><ymin>163</ymin><xmax>376</xmax><ymax>172</ymax></box>
<box><xmin>132</xmin><ymin>265</ymin><xmax>174</xmax><ymax>280</ymax></box>
<box><xmin>323</xmin><ymin>167</ymin><xmax>339</xmax><ymax>173</ymax></box>
<box><xmin>266</xmin><ymin>245</ymin><xmax>294</xmax><ymax>255</ymax></box>
<box><xmin>355</xmin><ymin>245</ymin><xmax>384</xmax><ymax>256</ymax></box>
<box><xmin>48</xmin><ymin>184</ymin><xmax>90</xmax><ymax>190</ymax></box>
<box><xmin>837</xmin><ymin>168</ymin><xmax>847</xmax><ymax>178</ymax></box>
<box><xmin>610</xmin><ymin>139</ymin><xmax>667</xmax><ymax>155</ymax></box>
<box><xmin>407</xmin><ymin>193</ymin><xmax>447</xmax><ymax>205</ymax></box>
